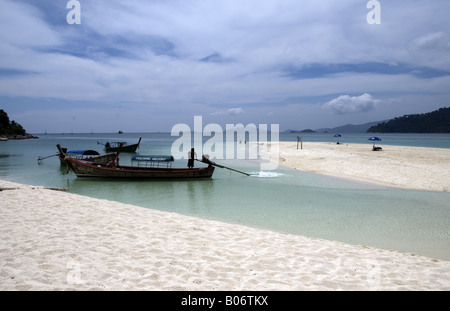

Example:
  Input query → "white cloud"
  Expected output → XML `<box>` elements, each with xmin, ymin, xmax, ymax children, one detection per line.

<box><xmin>0</xmin><ymin>0</ymin><xmax>60</xmax><ymax>48</ymax></box>
<box><xmin>323</xmin><ymin>93</ymin><xmax>380</xmax><ymax>115</ymax></box>
<box><xmin>410</xmin><ymin>32</ymin><xmax>450</xmax><ymax>51</ymax></box>
<box><xmin>1</xmin><ymin>0</ymin><xmax>450</xmax><ymax>132</ymax></box>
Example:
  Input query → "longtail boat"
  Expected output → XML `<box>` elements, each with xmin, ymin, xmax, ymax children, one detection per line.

<box><xmin>57</xmin><ymin>144</ymin><xmax>214</xmax><ymax>179</ymax></box>
<box><xmin>98</xmin><ymin>137</ymin><xmax>142</xmax><ymax>153</ymax></box>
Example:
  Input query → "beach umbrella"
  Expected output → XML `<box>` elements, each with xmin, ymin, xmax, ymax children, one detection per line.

<box><xmin>334</xmin><ymin>133</ymin><xmax>342</xmax><ymax>144</ymax></box>
<box><xmin>368</xmin><ymin>136</ymin><xmax>381</xmax><ymax>149</ymax></box>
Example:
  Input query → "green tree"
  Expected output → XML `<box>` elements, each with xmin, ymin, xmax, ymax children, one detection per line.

<box><xmin>9</xmin><ymin>120</ymin><xmax>26</xmax><ymax>135</ymax></box>
<box><xmin>0</xmin><ymin>109</ymin><xmax>27</xmax><ymax>136</ymax></box>
<box><xmin>0</xmin><ymin>109</ymin><xmax>10</xmax><ymax>133</ymax></box>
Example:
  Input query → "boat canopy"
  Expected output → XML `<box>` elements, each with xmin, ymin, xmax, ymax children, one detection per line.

<box><xmin>67</xmin><ymin>150</ymin><xmax>101</xmax><ymax>156</ymax></box>
<box><xmin>131</xmin><ymin>155</ymin><xmax>174</xmax><ymax>168</ymax></box>
<box><xmin>132</xmin><ymin>155</ymin><xmax>174</xmax><ymax>162</ymax></box>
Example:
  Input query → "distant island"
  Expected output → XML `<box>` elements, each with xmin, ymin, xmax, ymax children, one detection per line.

<box><xmin>315</xmin><ymin>120</ymin><xmax>387</xmax><ymax>133</ymax></box>
<box><xmin>286</xmin><ymin>121</ymin><xmax>386</xmax><ymax>134</ymax></box>
<box><xmin>285</xmin><ymin>107</ymin><xmax>450</xmax><ymax>134</ymax></box>
<box><xmin>367</xmin><ymin>107</ymin><xmax>450</xmax><ymax>133</ymax></box>
<box><xmin>285</xmin><ymin>129</ymin><xmax>316</xmax><ymax>133</ymax></box>
<box><xmin>0</xmin><ymin>109</ymin><xmax>37</xmax><ymax>140</ymax></box>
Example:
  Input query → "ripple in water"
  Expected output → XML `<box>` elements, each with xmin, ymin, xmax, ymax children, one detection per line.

<box><xmin>251</xmin><ymin>171</ymin><xmax>284</xmax><ymax>178</ymax></box>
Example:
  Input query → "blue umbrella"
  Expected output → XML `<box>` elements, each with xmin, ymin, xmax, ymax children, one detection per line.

<box><xmin>369</xmin><ymin>137</ymin><xmax>382</xmax><ymax>150</ymax></box>
<box><xmin>334</xmin><ymin>133</ymin><xmax>342</xmax><ymax>144</ymax></box>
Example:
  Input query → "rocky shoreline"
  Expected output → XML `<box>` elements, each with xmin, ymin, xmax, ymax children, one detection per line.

<box><xmin>0</xmin><ymin>133</ymin><xmax>39</xmax><ymax>140</ymax></box>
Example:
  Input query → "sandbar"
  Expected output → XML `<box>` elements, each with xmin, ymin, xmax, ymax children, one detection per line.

<box><xmin>263</xmin><ymin>142</ymin><xmax>450</xmax><ymax>192</ymax></box>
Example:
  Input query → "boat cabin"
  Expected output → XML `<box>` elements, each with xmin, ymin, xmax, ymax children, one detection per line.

<box><xmin>131</xmin><ymin>155</ymin><xmax>175</xmax><ymax>168</ymax></box>
<box><xmin>105</xmin><ymin>141</ymin><xmax>128</xmax><ymax>148</ymax></box>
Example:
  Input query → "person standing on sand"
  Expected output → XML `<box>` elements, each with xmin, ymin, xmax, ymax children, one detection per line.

<box><xmin>188</xmin><ymin>148</ymin><xmax>197</xmax><ymax>169</ymax></box>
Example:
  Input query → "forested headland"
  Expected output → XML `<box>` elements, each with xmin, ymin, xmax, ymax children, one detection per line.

<box><xmin>0</xmin><ymin>109</ymin><xmax>37</xmax><ymax>139</ymax></box>
<box><xmin>367</xmin><ymin>107</ymin><xmax>450</xmax><ymax>133</ymax></box>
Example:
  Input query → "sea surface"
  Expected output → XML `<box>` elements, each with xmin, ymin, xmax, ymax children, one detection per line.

<box><xmin>1</xmin><ymin>132</ymin><xmax>450</xmax><ymax>261</ymax></box>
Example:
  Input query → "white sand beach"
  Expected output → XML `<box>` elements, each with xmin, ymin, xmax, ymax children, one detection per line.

<box><xmin>1</xmin><ymin>179</ymin><xmax>450</xmax><ymax>291</ymax></box>
<box><xmin>264</xmin><ymin>142</ymin><xmax>450</xmax><ymax>192</ymax></box>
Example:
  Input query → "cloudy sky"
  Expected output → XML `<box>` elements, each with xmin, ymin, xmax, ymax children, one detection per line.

<box><xmin>1</xmin><ymin>0</ymin><xmax>449</xmax><ymax>133</ymax></box>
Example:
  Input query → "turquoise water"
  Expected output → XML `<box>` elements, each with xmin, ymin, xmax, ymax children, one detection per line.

<box><xmin>1</xmin><ymin>132</ymin><xmax>449</xmax><ymax>260</ymax></box>
<box><xmin>280</xmin><ymin>132</ymin><xmax>450</xmax><ymax>148</ymax></box>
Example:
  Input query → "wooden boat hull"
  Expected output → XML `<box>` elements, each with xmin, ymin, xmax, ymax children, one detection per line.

<box><xmin>105</xmin><ymin>144</ymin><xmax>139</xmax><ymax>153</ymax></box>
<box><xmin>58</xmin><ymin>147</ymin><xmax>117</xmax><ymax>165</ymax></box>
<box><xmin>104</xmin><ymin>137</ymin><xmax>141</xmax><ymax>153</ymax></box>
<box><xmin>65</xmin><ymin>158</ymin><xmax>215</xmax><ymax>179</ymax></box>
<box><xmin>59</xmin><ymin>153</ymin><xmax>117</xmax><ymax>165</ymax></box>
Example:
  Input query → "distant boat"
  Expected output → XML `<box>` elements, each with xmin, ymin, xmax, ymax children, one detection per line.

<box><xmin>98</xmin><ymin>137</ymin><xmax>142</xmax><ymax>153</ymax></box>
<box><xmin>118</xmin><ymin>131</ymin><xmax>123</xmax><ymax>134</ymax></box>
<box><xmin>0</xmin><ymin>137</ymin><xmax>8</xmax><ymax>141</ymax></box>
<box><xmin>57</xmin><ymin>144</ymin><xmax>215</xmax><ymax>179</ymax></box>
